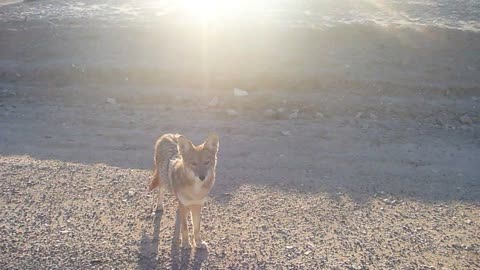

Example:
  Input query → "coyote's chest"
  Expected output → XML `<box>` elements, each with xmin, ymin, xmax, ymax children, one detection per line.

<box><xmin>176</xmin><ymin>181</ymin><xmax>210</xmax><ymax>206</ymax></box>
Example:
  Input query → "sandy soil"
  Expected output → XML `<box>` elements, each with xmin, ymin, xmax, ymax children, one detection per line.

<box><xmin>1</xmin><ymin>0</ymin><xmax>480</xmax><ymax>269</ymax></box>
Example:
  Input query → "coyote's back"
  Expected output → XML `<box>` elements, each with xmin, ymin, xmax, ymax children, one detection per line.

<box><xmin>148</xmin><ymin>133</ymin><xmax>182</xmax><ymax>191</ymax></box>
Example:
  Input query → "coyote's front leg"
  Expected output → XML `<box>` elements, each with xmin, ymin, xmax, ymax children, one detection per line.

<box><xmin>191</xmin><ymin>205</ymin><xmax>208</xmax><ymax>249</ymax></box>
<box><xmin>178</xmin><ymin>203</ymin><xmax>192</xmax><ymax>249</ymax></box>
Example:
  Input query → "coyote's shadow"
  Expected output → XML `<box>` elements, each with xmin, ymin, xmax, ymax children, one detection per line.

<box><xmin>138</xmin><ymin>210</ymin><xmax>163</xmax><ymax>270</ymax></box>
<box><xmin>138</xmin><ymin>208</ymin><xmax>208</xmax><ymax>270</ymax></box>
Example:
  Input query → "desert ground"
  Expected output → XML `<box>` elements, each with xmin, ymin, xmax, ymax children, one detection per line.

<box><xmin>1</xmin><ymin>0</ymin><xmax>479</xmax><ymax>269</ymax></box>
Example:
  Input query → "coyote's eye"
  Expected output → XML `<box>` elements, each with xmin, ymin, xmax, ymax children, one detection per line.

<box><xmin>191</xmin><ymin>162</ymin><xmax>197</xmax><ymax>167</ymax></box>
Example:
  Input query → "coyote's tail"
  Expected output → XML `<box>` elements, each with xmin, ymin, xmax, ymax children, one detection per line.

<box><xmin>147</xmin><ymin>167</ymin><xmax>160</xmax><ymax>192</ymax></box>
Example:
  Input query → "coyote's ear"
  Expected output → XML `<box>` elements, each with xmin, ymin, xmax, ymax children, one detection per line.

<box><xmin>204</xmin><ymin>133</ymin><xmax>219</xmax><ymax>153</ymax></box>
<box><xmin>177</xmin><ymin>136</ymin><xmax>193</xmax><ymax>157</ymax></box>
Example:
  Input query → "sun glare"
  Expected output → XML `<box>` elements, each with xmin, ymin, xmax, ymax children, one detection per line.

<box><xmin>180</xmin><ymin>0</ymin><xmax>231</xmax><ymax>20</ymax></box>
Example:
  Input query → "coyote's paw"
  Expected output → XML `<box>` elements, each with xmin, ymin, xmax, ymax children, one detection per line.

<box><xmin>195</xmin><ymin>240</ymin><xmax>208</xmax><ymax>250</ymax></box>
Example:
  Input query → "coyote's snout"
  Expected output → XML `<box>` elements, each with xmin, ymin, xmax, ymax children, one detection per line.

<box><xmin>147</xmin><ymin>133</ymin><xmax>219</xmax><ymax>249</ymax></box>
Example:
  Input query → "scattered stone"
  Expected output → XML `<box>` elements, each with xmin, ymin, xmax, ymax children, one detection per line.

<box><xmin>90</xmin><ymin>260</ymin><xmax>102</xmax><ymax>265</ymax></box>
<box><xmin>304</xmin><ymin>250</ymin><xmax>312</xmax><ymax>255</ymax></box>
<box><xmin>315</xmin><ymin>112</ymin><xmax>325</xmax><ymax>118</ymax></box>
<box><xmin>459</xmin><ymin>114</ymin><xmax>473</xmax><ymax>125</ymax></box>
<box><xmin>369</xmin><ymin>113</ymin><xmax>378</xmax><ymax>120</ymax></box>
<box><xmin>281</xmin><ymin>131</ymin><xmax>291</xmax><ymax>136</ymax></box>
<box><xmin>208</xmin><ymin>96</ymin><xmax>219</xmax><ymax>107</ymax></box>
<box><xmin>288</xmin><ymin>110</ymin><xmax>299</xmax><ymax>120</ymax></box>
<box><xmin>233</xmin><ymin>88</ymin><xmax>248</xmax><ymax>97</ymax></box>
<box><xmin>286</xmin><ymin>245</ymin><xmax>294</xmax><ymax>250</ymax></box>
<box><xmin>465</xmin><ymin>219</ymin><xmax>472</xmax><ymax>225</ymax></box>
<box><xmin>355</xmin><ymin>112</ymin><xmax>363</xmax><ymax>118</ymax></box>
<box><xmin>128</xmin><ymin>190</ymin><xmax>135</xmax><ymax>197</ymax></box>
<box><xmin>1</xmin><ymin>89</ymin><xmax>16</xmax><ymax>97</ymax></box>
<box><xmin>106</xmin><ymin>98</ymin><xmax>117</xmax><ymax>105</ymax></box>
<box><xmin>436</xmin><ymin>118</ymin><xmax>447</xmax><ymax>127</ymax></box>
<box><xmin>226</xmin><ymin>109</ymin><xmax>238</xmax><ymax>116</ymax></box>
<box><xmin>264</xmin><ymin>109</ymin><xmax>276</xmax><ymax>118</ymax></box>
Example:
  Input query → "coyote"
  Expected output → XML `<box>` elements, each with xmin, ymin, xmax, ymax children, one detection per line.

<box><xmin>147</xmin><ymin>133</ymin><xmax>219</xmax><ymax>249</ymax></box>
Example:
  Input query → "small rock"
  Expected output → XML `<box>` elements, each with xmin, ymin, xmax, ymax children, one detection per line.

<box><xmin>436</xmin><ymin>118</ymin><xmax>446</xmax><ymax>127</ymax></box>
<box><xmin>233</xmin><ymin>88</ymin><xmax>248</xmax><ymax>97</ymax></box>
<box><xmin>128</xmin><ymin>190</ymin><xmax>135</xmax><ymax>197</ymax></box>
<box><xmin>208</xmin><ymin>96</ymin><xmax>219</xmax><ymax>107</ymax></box>
<box><xmin>281</xmin><ymin>131</ymin><xmax>291</xmax><ymax>136</ymax></box>
<box><xmin>226</xmin><ymin>109</ymin><xmax>238</xmax><ymax>116</ymax></box>
<box><xmin>369</xmin><ymin>113</ymin><xmax>378</xmax><ymax>120</ymax></box>
<box><xmin>90</xmin><ymin>260</ymin><xmax>102</xmax><ymax>265</ymax></box>
<box><xmin>465</xmin><ymin>219</ymin><xmax>472</xmax><ymax>224</ymax></box>
<box><xmin>315</xmin><ymin>112</ymin><xmax>325</xmax><ymax>118</ymax></box>
<box><xmin>175</xmin><ymin>95</ymin><xmax>188</xmax><ymax>103</ymax></box>
<box><xmin>304</xmin><ymin>250</ymin><xmax>312</xmax><ymax>255</ymax></box>
<box><xmin>459</xmin><ymin>114</ymin><xmax>473</xmax><ymax>125</ymax></box>
<box><xmin>288</xmin><ymin>110</ymin><xmax>298</xmax><ymax>120</ymax></box>
<box><xmin>106</xmin><ymin>98</ymin><xmax>117</xmax><ymax>105</ymax></box>
<box><xmin>286</xmin><ymin>245</ymin><xmax>294</xmax><ymax>250</ymax></box>
<box><xmin>275</xmin><ymin>108</ymin><xmax>288</xmax><ymax>119</ymax></box>
<box><xmin>355</xmin><ymin>112</ymin><xmax>363</xmax><ymax>118</ymax></box>
<box><xmin>264</xmin><ymin>109</ymin><xmax>276</xmax><ymax>118</ymax></box>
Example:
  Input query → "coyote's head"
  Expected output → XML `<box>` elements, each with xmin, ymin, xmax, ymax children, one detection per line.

<box><xmin>177</xmin><ymin>133</ymin><xmax>219</xmax><ymax>182</ymax></box>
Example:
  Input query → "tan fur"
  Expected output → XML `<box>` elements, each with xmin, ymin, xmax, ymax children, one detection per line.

<box><xmin>147</xmin><ymin>133</ymin><xmax>219</xmax><ymax>249</ymax></box>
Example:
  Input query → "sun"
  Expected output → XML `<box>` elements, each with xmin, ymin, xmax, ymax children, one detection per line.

<box><xmin>179</xmin><ymin>0</ymin><xmax>248</xmax><ymax>21</ymax></box>
<box><xmin>180</xmin><ymin>0</ymin><xmax>224</xmax><ymax>20</ymax></box>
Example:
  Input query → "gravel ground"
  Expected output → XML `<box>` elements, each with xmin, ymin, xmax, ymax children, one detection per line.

<box><xmin>0</xmin><ymin>155</ymin><xmax>479</xmax><ymax>269</ymax></box>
